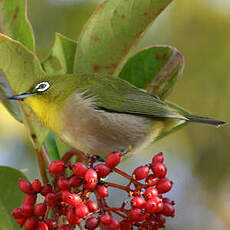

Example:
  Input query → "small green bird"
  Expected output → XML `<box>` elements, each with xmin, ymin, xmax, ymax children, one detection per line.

<box><xmin>9</xmin><ymin>73</ymin><xmax>226</xmax><ymax>156</ymax></box>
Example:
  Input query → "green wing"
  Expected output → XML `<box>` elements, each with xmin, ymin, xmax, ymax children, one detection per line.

<box><xmin>80</xmin><ymin>74</ymin><xmax>187</xmax><ymax>120</ymax></box>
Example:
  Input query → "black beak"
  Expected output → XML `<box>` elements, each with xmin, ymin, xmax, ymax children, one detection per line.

<box><xmin>8</xmin><ymin>93</ymin><xmax>33</xmax><ymax>101</ymax></box>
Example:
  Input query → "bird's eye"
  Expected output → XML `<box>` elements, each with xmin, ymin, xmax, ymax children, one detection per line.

<box><xmin>35</xmin><ymin>82</ymin><xmax>50</xmax><ymax>92</ymax></box>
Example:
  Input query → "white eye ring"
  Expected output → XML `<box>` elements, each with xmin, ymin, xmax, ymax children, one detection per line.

<box><xmin>35</xmin><ymin>82</ymin><xmax>50</xmax><ymax>92</ymax></box>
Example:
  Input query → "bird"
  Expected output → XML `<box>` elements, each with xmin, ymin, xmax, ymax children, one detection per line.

<box><xmin>8</xmin><ymin>73</ymin><xmax>226</xmax><ymax>156</ymax></box>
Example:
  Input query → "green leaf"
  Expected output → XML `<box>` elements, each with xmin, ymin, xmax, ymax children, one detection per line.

<box><xmin>75</xmin><ymin>0</ymin><xmax>173</xmax><ymax>75</ymax></box>
<box><xmin>0</xmin><ymin>34</ymin><xmax>48</xmax><ymax>148</ymax></box>
<box><xmin>42</xmin><ymin>33</ymin><xmax>77</xmax><ymax>74</ymax></box>
<box><xmin>0</xmin><ymin>0</ymin><xmax>35</xmax><ymax>51</ymax></box>
<box><xmin>119</xmin><ymin>45</ymin><xmax>184</xmax><ymax>99</ymax></box>
<box><xmin>0</xmin><ymin>166</ymin><xmax>28</xmax><ymax>230</ymax></box>
<box><xmin>44</xmin><ymin>132</ymin><xmax>61</xmax><ymax>161</ymax></box>
<box><xmin>0</xmin><ymin>72</ymin><xmax>22</xmax><ymax>122</ymax></box>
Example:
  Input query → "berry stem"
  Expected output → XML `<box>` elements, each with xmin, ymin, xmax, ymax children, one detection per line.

<box><xmin>106</xmin><ymin>182</ymin><xmax>130</xmax><ymax>192</ymax></box>
<box><xmin>77</xmin><ymin>222</ymin><xmax>84</xmax><ymax>230</ymax></box>
<box><xmin>113</xmin><ymin>167</ymin><xmax>131</xmax><ymax>180</ymax></box>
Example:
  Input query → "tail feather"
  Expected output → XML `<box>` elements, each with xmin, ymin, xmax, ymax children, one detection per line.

<box><xmin>185</xmin><ymin>114</ymin><xmax>227</xmax><ymax>127</ymax></box>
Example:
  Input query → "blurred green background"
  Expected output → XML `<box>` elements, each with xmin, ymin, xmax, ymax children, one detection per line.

<box><xmin>0</xmin><ymin>0</ymin><xmax>229</xmax><ymax>229</ymax></box>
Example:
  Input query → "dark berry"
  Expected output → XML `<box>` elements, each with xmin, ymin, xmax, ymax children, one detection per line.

<box><xmin>45</xmin><ymin>193</ymin><xmax>56</xmax><ymax>206</ymax></box>
<box><xmin>85</xmin><ymin>217</ymin><xmax>99</xmax><ymax>229</ymax></box>
<box><xmin>12</xmin><ymin>207</ymin><xmax>23</xmax><ymax>219</ymax></box>
<box><xmin>129</xmin><ymin>208</ymin><xmax>145</xmax><ymax>222</ymax></box>
<box><xmin>162</xmin><ymin>202</ymin><xmax>175</xmax><ymax>217</ymax></box>
<box><xmin>40</xmin><ymin>184</ymin><xmax>53</xmax><ymax>196</ymax></box>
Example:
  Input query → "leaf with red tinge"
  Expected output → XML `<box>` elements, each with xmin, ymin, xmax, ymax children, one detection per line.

<box><xmin>119</xmin><ymin>45</ymin><xmax>184</xmax><ymax>99</ymax></box>
<box><xmin>74</xmin><ymin>0</ymin><xmax>173</xmax><ymax>75</ymax></box>
<box><xmin>0</xmin><ymin>0</ymin><xmax>35</xmax><ymax>51</ymax></box>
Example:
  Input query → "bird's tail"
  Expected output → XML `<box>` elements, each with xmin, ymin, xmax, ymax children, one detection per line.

<box><xmin>185</xmin><ymin>114</ymin><xmax>227</xmax><ymax>127</ymax></box>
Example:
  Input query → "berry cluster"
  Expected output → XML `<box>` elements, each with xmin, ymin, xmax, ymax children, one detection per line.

<box><xmin>12</xmin><ymin>152</ymin><xmax>175</xmax><ymax>229</ymax></box>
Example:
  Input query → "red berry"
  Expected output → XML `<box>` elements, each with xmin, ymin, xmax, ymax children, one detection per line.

<box><xmin>48</xmin><ymin>161</ymin><xmax>65</xmax><ymax>175</ymax></box>
<box><xmin>152</xmin><ymin>152</ymin><xmax>164</xmax><ymax>164</ymax></box>
<box><xmin>84</xmin><ymin>182</ymin><xmax>97</xmax><ymax>190</ymax></box>
<box><xmin>133</xmin><ymin>165</ymin><xmax>150</xmax><ymax>180</ymax></box>
<box><xmin>162</xmin><ymin>202</ymin><xmax>175</xmax><ymax>217</ymax></box>
<box><xmin>86</xmin><ymin>200</ymin><xmax>98</xmax><ymax>212</ymax></box>
<box><xmin>131</xmin><ymin>196</ymin><xmax>146</xmax><ymax>209</ymax></box>
<box><xmin>75</xmin><ymin>203</ymin><xmax>89</xmax><ymax>218</ymax></box>
<box><xmin>34</xmin><ymin>203</ymin><xmax>47</xmax><ymax>217</ymax></box>
<box><xmin>62</xmin><ymin>191</ymin><xmax>82</xmax><ymax>207</ymax></box>
<box><xmin>72</xmin><ymin>162</ymin><xmax>88</xmax><ymax>177</ymax></box>
<box><xmin>96</xmin><ymin>185</ymin><xmax>108</xmax><ymax>198</ymax></box>
<box><xmin>23</xmin><ymin>194</ymin><xmax>37</xmax><ymax>205</ymax></box>
<box><xmin>40</xmin><ymin>184</ymin><xmax>53</xmax><ymax>196</ymax></box>
<box><xmin>156</xmin><ymin>214</ymin><xmax>166</xmax><ymax>227</ymax></box>
<box><xmin>45</xmin><ymin>193</ymin><xmax>56</xmax><ymax>206</ymax></box>
<box><xmin>151</xmin><ymin>162</ymin><xmax>167</xmax><ymax>178</ymax></box>
<box><xmin>19</xmin><ymin>179</ymin><xmax>33</xmax><ymax>194</ymax></box>
<box><xmin>105</xmin><ymin>152</ymin><xmax>122</xmax><ymax>169</ymax></box>
<box><xmin>69</xmin><ymin>176</ymin><xmax>83</xmax><ymax>188</ymax></box>
<box><xmin>15</xmin><ymin>217</ymin><xmax>26</xmax><ymax>227</ymax></box>
<box><xmin>12</xmin><ymin>207</ymin><xmax>23</xmax><ymax>219</ymax></box>
<box><xmin>32</xmin><ymin>179</ymin><xmax>42</xmax><ymax>193</ymax></box>
<box><xmin>129</xmin><ymin>208</ymin><xmax>145</xmax><ymax>222</ymax></box>
<box><xmin>36</xmin><ymin>221</ymin><xmax>49</xmax><ymax>230</ymax></box>
<box><xmin>57</xmin><ymin>176</ymin><xmax>69</xmax><ymax>191</ymax></box>
<box><xmin>120</xmin><ymin>220</ymin><xmax>132</xmax><ymax>230</ymax></box>
<box><xmin>100</xmin><ymin>215</ymin><xmax>111</xmax><ymax>224</ymax></box>
<box><xmin>21</xmin><ymin>204</ymin><xmax>33</xmax><ymax>217</ymax></box>
<box><xmin>162</xmin><ymin>197</ymin><xmax>175</xmax><ymax>205</ymax></box>
<box><xmin>144</xmin><ymin>187</ymin><xmax>158</xmax><ymax>200</ymax></box>
<box><xmin>58</xmin><ymin>225</ymin><xmax>72</xmax><ymax>230</ymax></box>
<box><xmin>46</xmin><ymin>219</ymin><xmax>57</xmax><ymax>229</ymax></box>
<box><xmin>145</xmin><ymin>197</ymin><xmax>163</xmax><ymax>213</ymax></box>
<box><xmin>85</xmin><ymin>169</ymin><xmax>98</xmax><ymax>185</ymax></box>
<box><xmin>66</xmin><ymin>207</ymin><xmax>80</xmax><ymax>225</ymax></box>
<box><xmin>156</xmin><ymin>178</ymin><xmax>173</xmax><ymax>193</ymax></box>
<box><xmin>85</xmin><ymin>217</ymin><xmax>99</xmax><ymax>229</ymax></box>
<box><xmin>145</xmin><ymin>174</ymin><xmax>159</xmax><ymax>186</ymax></box>
<box><xmin>95</xmin><ymin>163</ymin><xmax>111</xmax><ymax>178</ymax></box>
<box><xmin>24</xmin><ymin>216</ymin><xmax>38</xmax><ymax>230</ymax></box>
<box><xmin>108</xmin><ymin>217</ymin><xmax>120</xmax><ymax>230</ymax></box>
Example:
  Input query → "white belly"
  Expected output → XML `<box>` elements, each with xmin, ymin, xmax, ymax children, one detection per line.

<box><xmin>60</xmin><ymin>93</ymin><xmax>160</xmax><ymax>155</ymax></box>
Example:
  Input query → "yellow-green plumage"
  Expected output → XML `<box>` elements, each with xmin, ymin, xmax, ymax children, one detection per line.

<box><xmin>10</xmin><ymin>73</ymin><xmax>226</xmax><ymax>156</ymax></box>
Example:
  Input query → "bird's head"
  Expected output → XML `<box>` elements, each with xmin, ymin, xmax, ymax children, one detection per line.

<box><xmin>8</xmin><ymin>75</ymin><xmax>80</xmax><ymax>122</ymax></box>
